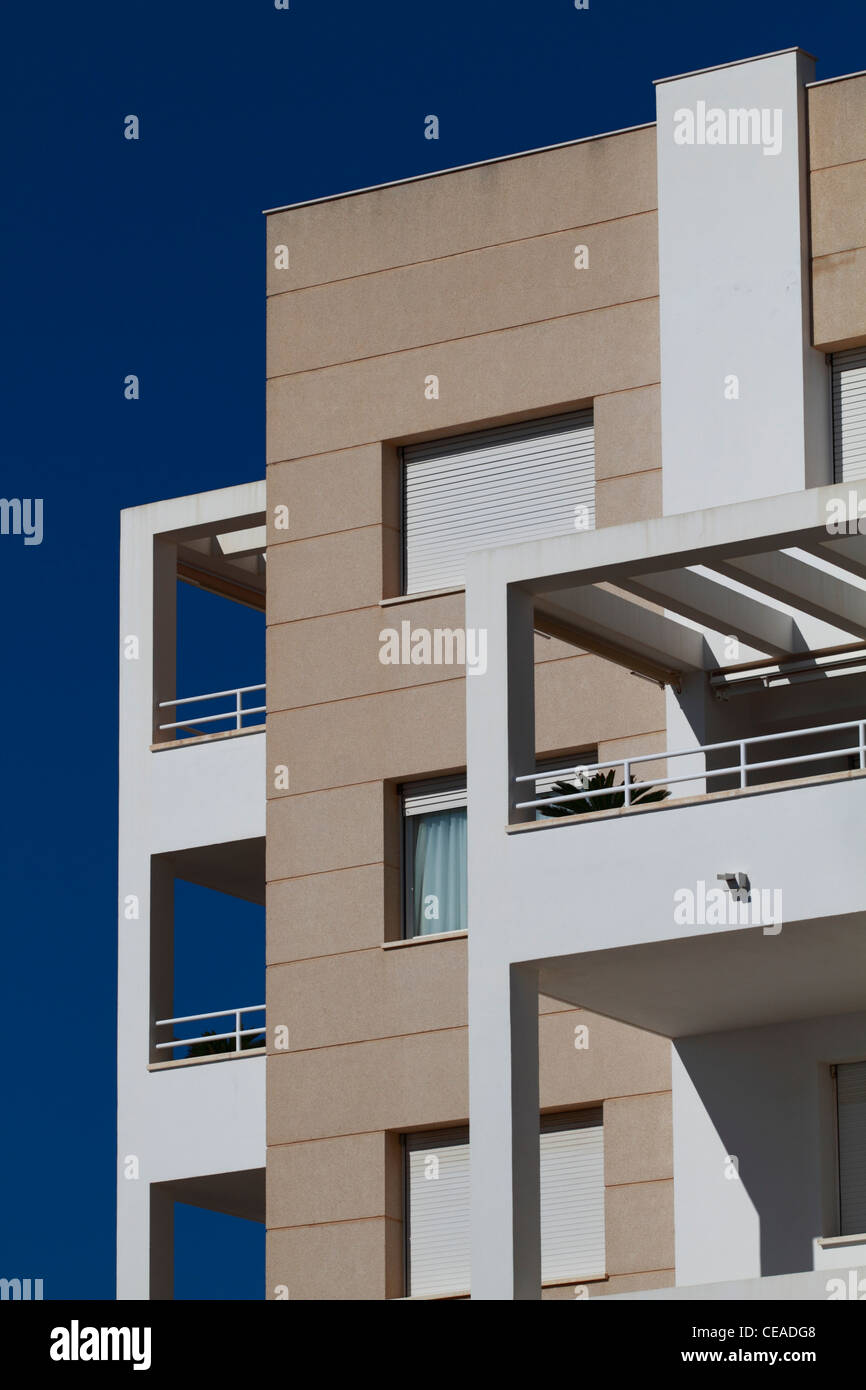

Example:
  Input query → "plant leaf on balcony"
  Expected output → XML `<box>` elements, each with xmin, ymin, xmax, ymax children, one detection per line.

<box><xmin>541</xmin><ymin>770</ymin><xmax>670</xmax><ymax>817</ymax></box>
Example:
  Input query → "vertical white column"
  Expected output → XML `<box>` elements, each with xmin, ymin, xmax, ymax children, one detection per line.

<box><xmin>467</xmin><ymin>564</ymin><xmax>540</xmax><ymax>1298</ymax></box>
<box><xmin>656</xmin><ymin>49</ymin><xmax>830</xmax><ymax>516</ymax></box>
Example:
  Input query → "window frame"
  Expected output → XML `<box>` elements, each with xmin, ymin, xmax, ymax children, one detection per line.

<box><xmin>400</xmin><ymin>776</ymin><xmax>467</xmax><ymax>941</ymax></box>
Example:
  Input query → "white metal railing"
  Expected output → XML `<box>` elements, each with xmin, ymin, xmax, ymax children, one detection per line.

<box><xmin>154</xmin><ymin>1005</ymin><xmax>266</xmax><ymax>1057</ymax></box>
<box><xmin>158</xmin><ymin>684</ymin><xmax>266</xmax><ymax>735</ymax></box>
<box><xmin>515</xmin><ymin>716</ymin><xmax>866</xmax><ymax>814</ymax></box>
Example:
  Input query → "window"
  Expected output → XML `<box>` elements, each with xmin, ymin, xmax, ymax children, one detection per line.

<box><xmin>402</xmin><ymin>410</ymin><xmax>595</xmax><ymax>594</ymax></box>
<box><xmin>404</xmin><ymin>1111</ymin><xmax>605</xmax><ymax>1298</ymax></box>
<box><xmin>831</xmin><ymin>348</ymin><xmax>866</xmax><ymax>483</ymax></box>
<box><xmin>837</xmin><ymin>1061</ymin><xmax>866</xmax><ymax>1235</ymax></box>
<box><xmin>402</xmin><ymin>779</ymin><xmax>467</xmax><ymax>938</ymax></box>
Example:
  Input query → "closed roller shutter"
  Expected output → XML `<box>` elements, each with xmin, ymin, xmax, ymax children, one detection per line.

<box><xmin>406</xmin><ymin>1129</ymin><xmax>471</xmax><ymax>1298</ymax></box>
<box><xmin>832</xmin><ymin>348</ymin><xmax>866</xmax><ymax>483</ymax></box>
<box><xmin>403</xmin><ymin>410</ymin><xmax>595</xmax><ymax>594</ymax></box>
<box><xmin>540</xmin><ymin>1110</ymin><xmax>605</xmax><ymax>1282</ymax></box>
<box><xmin>837</xmin><ymin>1061</ymin><xmax>866</xmax><ymax>1235</ymax></box>
<box><xmin>406</xmin><ymin>1111</ymin><xmax>605</xmax><ymax>1296</ymax></box>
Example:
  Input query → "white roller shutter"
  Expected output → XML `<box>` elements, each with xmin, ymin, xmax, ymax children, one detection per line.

<box><xmin>540</xmin><ymin>1110</ymin><xmax>605</xmax><ymax>1282</ymax></box>
<box><xmin>406</xmin><ymin>1130</ymin><xmax>471</xmax><ymax>1298</ymax></box>
<box><xmin>837</xmin><ymin>1061</ymin><xmax>866</xmax><ymax>1235</ymax></box>
<box><xmin>832</xmin><ymin>348</ymin><xmax>866</xmax><ymax>483</ymax></box>
<box><xmin>403</xmin><ymin>410</ymin><xmax>595</xmax><ymax>594</ymax></box>
<box><xmin>406</xmin><ymin>1111</ymin><xmax>605</xmax><ymax>1296</ymax></box>
<box><xmin>402</xmin><ymin>777</ymin><xmax>466</xmax><ymax>817</ymax></box>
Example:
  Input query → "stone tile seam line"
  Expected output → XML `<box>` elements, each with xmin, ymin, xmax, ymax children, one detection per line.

<box><xmin>263</xmin><ymin>652</ymin><xmax>626</xmax><ymax>718</ymax></box>
<box><xmin>264</xmin><ymin>672</ymin><xmax>468</xmax><ymax>718</ymax></box>
<box><xmin>263</xmin><ymin>377</ymin><xmax>663</xmax><ymax>471</ymax></box>
<box><xmin>267</xmin><ymin>940</ymin><xmax>471</xmax><ymax>967</ymax></box>
<box><xmin>266</xmin><ymin>524</ymin><xmax>397</xmax><ymax>551</ymax></box>
<box><xmin>604</xmin><ymin>1176</ymin><xmax>675</xmax><ymax>1192</ymax></box>
<box><xmin>813</xmin><ymin>245</ymin><xmax>866</xmax><ymax>263</ymax></box>
<box><xmin>598</xmin><ymin>463</ymin><xmax>663</xmax><ymax>484</ymax></box>
<box><xmin>267</xmin><ymin>1023</ymin><xmax>469</xmax><ymax>1054</ymax></box>
<box><xmin>265</xmin><ymin>1094</ymin><xmax>673</xmax><ymax>1150</ymax></box>
<box><xmin>262</xmin><ymin>122</ymin><xmax>657</xmax><ymax>215</ymax></box>
<box><xmin>267</xmin><ymin>1215</ymin><xmax>404</xmax><ymax>1234</ymax></box>
<box><xmin>267</xmin><ymin>860</ymin><xmax>399</xmax><ymax>885</ymax></box>
<box><xmin>810</xmin><ymin>155</ymin><xmax>866</xmax><ymax>175</ymax></box>
<box><xmin>268</xmin><ymin>599</ymin><xmax>394</xmax><ymax>626</ymax></box>
<box><xmin>264</xmin><ymin>208</ymin><xmax>659</xmax><ymax>298</ymax></box>
<box><xmin>265</xmin><ymin>294</ymin><xmax>661</xmax><ymax>383</ymax></box>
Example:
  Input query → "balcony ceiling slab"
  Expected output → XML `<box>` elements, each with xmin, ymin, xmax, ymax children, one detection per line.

<box><xmin>534</xmin><ymin>910</ymin><xmax>866</xmax><ymax>1037</ymax></box>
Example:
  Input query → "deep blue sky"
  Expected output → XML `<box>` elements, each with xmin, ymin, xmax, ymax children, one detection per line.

<box><xmin>1</xmin><ymin>0</ymin><xmax>864</xmax><ymax>1301</ymax></box>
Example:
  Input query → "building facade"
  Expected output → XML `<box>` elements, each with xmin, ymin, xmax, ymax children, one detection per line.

<box><xmin>119</xmin><ymin>47</ymin><xmax>866</xmax><ymax>1299</ymax></box>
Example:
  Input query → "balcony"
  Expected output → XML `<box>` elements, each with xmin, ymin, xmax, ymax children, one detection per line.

<box><xmin>463</xmin><ymin>481</ymin><xmax>866</xmax><ymax>1300</ymax></box>
<box><xmin>464</xmin><ymin>481</ymin><xmax>866</xmax><ymax>1039</ymax></box>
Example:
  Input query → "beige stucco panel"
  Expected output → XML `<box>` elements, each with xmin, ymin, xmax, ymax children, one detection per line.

<box><xmin>603</xmin><ymin>1092</ymin><xmax>673</xmax><ymax>1186</ymax></box>
<box><xmin>267</xmin><ymin>525</ymin><xmax>385</xmax><ymax>624</ymax></box>
<box><xmin>267</xmin><ymin>1218</ymin><xmax>401</xmax><ymax>1300</ymax></box>
<box><xmin>605</xmin><ymin>1179</ymin><xmax>675</xmax><ymax>1275</ymax></box>
<box><xmin>267</xmin><ymin>298</ymin><xmax>659</xmax><ymax>463</ymax></box>
<box><xmin>268</xmin><ymin>935</ymin><xmax>468</xmax><ymax>1051</ymax></box>
<box><xmin>267</xmin><ymin>214</ymin><xmax>658</xmax><ymax>376</ymax></box>
<box><xmin>593</xmin><ymin>384</ymin><xmax>662</xmax><ymax>483</ymax></box>
<box><xmin>267</xmin><ymin>682</ymin><xmax>465</xmax><ymax>796</ymax></box>
<box><xmin>812</xmin><ymin>246</ymin><xmax>866</xmax><ymax>351</ymax></box>
<box><xmin>266</xmin><ymin>594</ymin><xmax>468</xmax><ymax>710</ymax></box>
<box><xmin>265</xmin><ymin>126</ymin><xmax>657</xmax><ymax>294</ymax></box>
<box><xmin>535</xmin><ymin>652</ymin><xmax>666</xmax><ymax>757</ymax></box>
<box><xmin>267</xmin><ymin>1131</ymin><xmax>398</xmax><ymax>1229</ymax></box>
<box><xmin>266</xmin><ymin>781</ymin><xmax>398</xmax><ymax>881</ymax></box>
<box><xmin>266</xmin><ymin>443</ymin><xmax>390</xmax><ymax>544</ymax></box>
<box><xmin>267</xmin><ymin>864</ymin><xmax>399</xmax><ymax>964</ymax></box>
<box><xmin>808</xmin><ymin>74</ymin><xmax>866</xmax><ymax>171</ymax></box>
<box><xmin>596</xmin><ymin>468</ymin><xmax>662</xmax><ymax>528</ymax></box>
<box><xmin>540</xmin><ymin>1009</ymin><xmax>671</xmax><ymax>1107</ymax></box>
<box><xmin>267</xmin><ymin>1029</ymin><xmax>469</xmax><ymax>1144</ymax></box>
<box><xmin>810</xmin><ymin>162</ymin><xmax>866</xmax><ymax>259</ymax></box>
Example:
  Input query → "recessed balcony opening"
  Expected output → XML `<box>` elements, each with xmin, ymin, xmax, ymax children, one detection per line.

<box><xmin>150</xmin><ymin>1170</ymin><xmax>265</xmax><ymax>1301</ymax></box>
<box><xmin>150</xmin><ymin>840</ymin><xmax>265</xmax><ymax>1066</ymax></box>
<box><xmin>505</xmin><ymin>511</ymin><xmax>866</xmax><ymax>827</ymax></box>
<box><xmin>153</xmin><ymin>515</ymin><xmax>266</xmax><ymax>745</ymax></box>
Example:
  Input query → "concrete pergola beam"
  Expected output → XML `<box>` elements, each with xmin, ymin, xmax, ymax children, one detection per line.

<box><xmin>709</xmin><ymin>550</ymin><xmax>866</xmax><ymax>641</ymax></box>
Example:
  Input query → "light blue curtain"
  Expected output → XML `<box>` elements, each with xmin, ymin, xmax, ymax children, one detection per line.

<box><xmin>411</xmin><ymin>808</ymin><xmax>467</xmax><ymax>936</ymax></box>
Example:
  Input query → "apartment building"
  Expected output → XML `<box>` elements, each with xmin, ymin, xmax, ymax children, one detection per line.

<box><xmin>118</xmin><ymin>46</ymin><xmax>866</xmax><ymax>1300</ymax></box>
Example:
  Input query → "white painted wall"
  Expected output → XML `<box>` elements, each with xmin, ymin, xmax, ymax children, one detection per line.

<box><xmin>674</xmin><ymin>1014</ymin><xmax>866</xmax><ymax>1286</ymax></box>
<box><xmin>117</xmin><ymin>482</ymin><xmax>266</xmax><ymax>1300</ymax></box>
<box><xmin>656</xmin><ymin>50</ymin><xmax>831</xmax><ymax>516</ymax></box>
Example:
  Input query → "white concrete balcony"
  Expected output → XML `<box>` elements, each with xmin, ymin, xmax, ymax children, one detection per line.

<box><xmin>504</xmin><ymin>722</ymin><xmax>866</xmax><ymax>1037</ymax></box>
<box><xmin>464</xmin><ymin>482</ymin><xmax>866</xmax><ymax>1299</ymax></box>
<box><xmin>466</xmin><ymin>481</ymin><xmax>866</xmax><ymax>1039</ymax></box>
<box><xmin>118</xmin><ymin>481</ymin><xmax>267</xmax><ymax>1298</ymax></box>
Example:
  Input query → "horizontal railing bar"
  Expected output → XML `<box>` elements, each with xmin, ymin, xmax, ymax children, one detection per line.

<box><xmin>159</xmin><ymin>706</ymin><xmax>266</xmax><ymax>731</ymax></box>
<box><xmin>156</xmin><ymin>1006</ymin><xmax>266</xmax><ymax>1027</ymax></box>
<box><xmin>158</xmin><ymin>684</ymin><xmax>265</xmax><ymax>709</ymax></box>
<box><xmin>515</xmin><ymin>717</ymin><xmax>864</xmax><ymax>783</ymax></box>
<box><xmin>517</xmin><ymin>745</ymin><xmax>861</xmax><ymax>809</ymax></box>
<box><xmin>155</xmin><ymin>1027</ymin><xmax>266</xmax><ymax>1050</ymax></box>
<box><xmin>155</xmin><ymin>1028</ymin><xmax>266</xmax><ymax>1051</ymax></box>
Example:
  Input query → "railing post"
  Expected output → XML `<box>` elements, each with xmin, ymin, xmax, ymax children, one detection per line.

<box><xmin>860</xmin><ymin>722</ymin><xmax>866</xmax><ymax>770</ymax></box>
<box><xmin>623</xmin><ymin>759</ymin><xmax>631</xmax><ymax>807</ymax></box>
<box><xmin>739</xmin><ymin>741</ymin><xmax>747</xmax><ymax>789</ymax></box>
<box><xmin>236</xmin><ymin>688</ymin><xmax>242</xmax><ymax>731</ymax></box>
<box><xmin>235</xmin><ymin>1010</ymin><xmax>242</xmax><ymax>1053</ymax></box>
